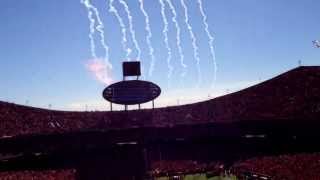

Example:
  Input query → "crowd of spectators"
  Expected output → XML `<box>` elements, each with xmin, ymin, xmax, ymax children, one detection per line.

<box><xmin>232</xmin><ymin>153</ymin><xmax>320</xmax><ymax>180</ymax></box>
<box><xmin>0</xmin><ymin>169</ymin><xmax>76</xmax><ymax>180</ymax></box>
<box><xmin>150</xmin><ymin>160</ymin><xmax>225</xmax><ymax>177</ymax></box>
<box><xmin>149</xmin><ymin>153</ymin><xmax>320</xmax><ymax>179</ymax></box>
<box><xmin>1</xmin><ymin>66</ymin><xmax>320</xmax><ymax>138</ymax></box>
<box><xmin>0</xmin><ymin>67</ymin><xmax>319</xmax><ymax>180</ymax></box>
<box><xmin>4</xmin><ymin>152</ymin><xmax>320</xmax><ymax>180</ymax></box>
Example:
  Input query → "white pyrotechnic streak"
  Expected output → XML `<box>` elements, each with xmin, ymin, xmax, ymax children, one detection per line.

<box><xmin>165</xmin><ymin>0</ymin><xmax>187</xmax><ymax>77</ymax></box>
<box><xmin>81</xmin><ymin>0</ymin><xmax>111</xmax><ymax>67</ymax></box>
<box><xmin>108</xmin><ymin>0</ymin><xmax>131</xmax><ymax>60</ymax></box>
<box><xmin>86</xmin><ymin>59</ymin><xmax>113</xmax><ymax>85</ymax></box>
<box><xmin>80</xmin><ymin>0</ymin><xmax>97</xmax><ymax>59</ymax></box>
<box><xmin>118</xmin><ymin>0</ymin><xmax>142</xmax><ymax>61</ymax></box>
<box><xmin>197</xmin><ymin>0</ymin><xmax>217</xmax><ymax>87</ymax></box>
<box><xmin>138</xmin><ymin>0</ymin><xmax>156</xmax><ymax>77</ymax></box>
<box><xmin>159</xmin><ymin>0</ymin><xmax>173</xmax><ymax>81</ymax></box>
<box><xmin>180</xmin><ymin>0</ymin><xmax>201</xmax><ymax>86</ymax></box>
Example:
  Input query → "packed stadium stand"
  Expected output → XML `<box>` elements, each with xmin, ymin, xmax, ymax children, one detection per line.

<box><xmin>233</xmin><ymin>153</ymin><xmax>320</xmax><ymax>180</ymax></box>
<box><xmin>0</xmin><ymin>169</ymin><xmax>76</xmax><ymax>180</ymax></box>
<box><xmin>0</xmin><ymin>66</ymin><xmax>320</xmax><ymax>179</ymax></box>
<box><xmin>1</xmin><ymin>66</ymin><xmax>320</xmax><ymax>137</ymax></box>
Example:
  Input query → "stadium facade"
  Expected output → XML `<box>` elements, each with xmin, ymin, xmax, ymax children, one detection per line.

<box><xmin>0</xmin><ymin>66</ymin><xmax>320</xmax><ymax>179</ymax></box>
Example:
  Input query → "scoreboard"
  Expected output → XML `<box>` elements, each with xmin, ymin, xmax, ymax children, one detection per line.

<box><xmin>103</xmin><ymin>80</ymin><xmax>161</xmax><ymax>105</ymax></box>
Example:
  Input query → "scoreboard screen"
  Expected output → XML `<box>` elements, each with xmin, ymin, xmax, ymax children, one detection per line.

<box><xmin>122</xmin><ymin>61</ymin><xmax>141</xmax><ymax>77</ymax></box>
<box><xmin>103</xmin><ymin>80</ymin><xmax>161</xmax><ymax>105</ymax></box>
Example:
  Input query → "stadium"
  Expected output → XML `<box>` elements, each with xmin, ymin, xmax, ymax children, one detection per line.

<box><xmin>1</xmin><ymin>66</ymin><xmax>320</xmax><ymax>179</ymax></box>
<box><xmin>2</xmin><ymin>0</ymin><xmax>320</xmax><ymax>179</ymax></box>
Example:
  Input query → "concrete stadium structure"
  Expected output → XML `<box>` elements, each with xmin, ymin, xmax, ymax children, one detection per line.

<box><xmin>0</xmin><ymin>66</ymin><xmax>320</xmax><ymax>179</ymax></box>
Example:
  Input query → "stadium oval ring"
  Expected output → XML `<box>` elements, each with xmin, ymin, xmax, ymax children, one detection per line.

<box><xmin>103</xmin><ymin>80</ymin><xmax>161</xmax><ymax>105</ymax></box>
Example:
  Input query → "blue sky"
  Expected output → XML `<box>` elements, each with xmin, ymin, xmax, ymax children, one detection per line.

<box><xmin>0</xmin><ymin>0</ymin><xmax>319</xmax><ymax>110</ymax></box>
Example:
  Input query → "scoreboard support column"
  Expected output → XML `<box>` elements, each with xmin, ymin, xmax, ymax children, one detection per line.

<box><xmin>152</xmin><ymin>100</ymin><xmax>155</xmax><ymax>109</ymax></box>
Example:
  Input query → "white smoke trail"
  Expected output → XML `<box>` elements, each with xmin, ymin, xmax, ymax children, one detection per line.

<box><xmin>165</xmin><ymin>0</ymin><xmax>187</xmax><ymax>78</ymax></box>
<box><xmin>138</xmin><ymin>0</ymin><xmax>156</xmax><ymax>77</ymax></box>
<box><xmin>80</xmin><ymin>0</ymin><xmax>97</xmax><ymax>59</ymax></box>
<box><xmin>159</xmin><ymin>0</ymin><xmax>173</xmax><ymax>83</ymax></box>
<box><xmin>118</xmin><ymin>0</ymin><xmax>142</xmax><ymax>61</ymax></box>
<box><xmin>197</xmin><ymin>0</ymin><xmax>217</xmax><ymax>87</ymax></box>
<box><xmin>86</xmin><ymin>59</ymin><xmax>113</xmax><ymax>85</ymax></box>
<box><xmin>108</xmin><ymin>0</ymin><xmax>131</xmax><ymax>60</ymax></box>
<box><xmin>180</xmin><ymin>0</ymin><xmax>201</xmax><ymax>86</ymax></box>
<box><xmin>81</xmin><ymin>0</ymin><xmax>111</xmax><ymax>67</ymax></box>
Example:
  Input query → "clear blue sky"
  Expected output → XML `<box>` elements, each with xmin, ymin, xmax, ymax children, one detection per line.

<box><xmin>0</xmin><ymin>0</ymin><xmax>319</xmax><ymax>110</ymax></box>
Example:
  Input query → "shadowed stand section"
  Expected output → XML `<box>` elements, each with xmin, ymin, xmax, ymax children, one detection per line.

<box><xmin>75</xmin><ymin>144</ymin><xmax>146</xmax><ymax>180</ymax></box>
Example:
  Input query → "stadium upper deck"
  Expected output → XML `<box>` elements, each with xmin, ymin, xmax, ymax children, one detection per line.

<box><xmin>0</xmin><ymin>66</ymin><xmax>320</xmax><ymax>137</ymax></box>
